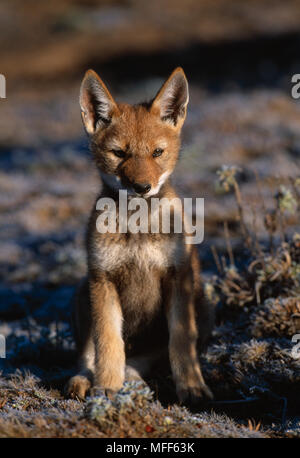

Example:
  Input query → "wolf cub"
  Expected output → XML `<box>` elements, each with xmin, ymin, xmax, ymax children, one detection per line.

<box><xmin>66</xmin><ymin>67</ymin><xmax>214</xmax><ymax>404</ymax></box>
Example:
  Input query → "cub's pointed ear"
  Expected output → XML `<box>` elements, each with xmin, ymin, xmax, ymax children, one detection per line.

<box><xmin>79</xmin><ymin>69</ymin><xmax>119</xmax><ymax>135</ymax></box>
<box><xmin>151</xmin><ymin>67</ymin><xmax>189</xmax><ymax>127</ymax></box>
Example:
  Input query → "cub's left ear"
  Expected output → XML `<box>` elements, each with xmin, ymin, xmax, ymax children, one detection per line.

<box><xmin>151</xmin><ymin>67</ymin><xmax>189</xmax><ymax>127</ymax></box>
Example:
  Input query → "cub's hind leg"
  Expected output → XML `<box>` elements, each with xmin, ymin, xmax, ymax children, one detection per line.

<box><xmin>125</xmin><ymin>351</ymin><xmax>166</xmax><ymax>383</ymax></box>
<box><xmin>66</xmin><ymin>278</ymin><xmax>95</xmax><ymax>400</ymax></box>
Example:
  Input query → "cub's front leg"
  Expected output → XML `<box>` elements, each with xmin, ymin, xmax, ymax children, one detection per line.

<box><xmin>89</xmin><ymin>275</ymin><xmax>125</xmax><ymax>393</ymax></box>
<box><xmin>165</xmin><ymin>268</ymin><xmax>213</xmax><ymax>404</ymax></box>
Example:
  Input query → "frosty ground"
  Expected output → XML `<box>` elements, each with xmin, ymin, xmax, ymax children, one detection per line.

<box><xmin>1</xmin><ymin>0</ymin><xmax>300</xmax><ymax>438</ymax></box>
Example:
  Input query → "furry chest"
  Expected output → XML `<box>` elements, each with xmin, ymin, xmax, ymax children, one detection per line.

<box><xmin>92</xmin><ymin>234</ymin><xmax>180</xmax><ymax>273</ymax></box>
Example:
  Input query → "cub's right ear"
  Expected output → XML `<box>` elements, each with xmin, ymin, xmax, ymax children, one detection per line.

<box><xmin>79</xmin><ymin>70</ymin><xmax>119</xmax><ymax>135</ymax></box>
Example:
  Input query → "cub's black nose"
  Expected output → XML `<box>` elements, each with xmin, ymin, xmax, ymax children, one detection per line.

<box><xmin>132</xmin><ymin>182</ymin><xmax>151</xmax><ymax>194</ymax></box>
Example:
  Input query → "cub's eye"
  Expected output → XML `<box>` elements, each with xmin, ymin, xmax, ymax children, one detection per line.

<box><xmin>153</xmin><ymin>148</ymin><xmax>164</xmax><ymax>158</ymax></box>
<box><xmin>112</xmin><ymin>149</ymin><xmax>126</xmax><ymax>159</ymax></box>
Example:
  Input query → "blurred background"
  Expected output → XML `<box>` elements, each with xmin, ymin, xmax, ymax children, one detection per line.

<box><xmin>0</xmin><ymin>0</ymin><xmax>300</xmax><ymax>393</ymax></box>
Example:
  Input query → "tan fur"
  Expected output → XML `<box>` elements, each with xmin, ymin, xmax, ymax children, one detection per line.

<box><xmin>66</xmin><ymin>68</ymin><xmax>214</xmax><ymax>403</ymax></box>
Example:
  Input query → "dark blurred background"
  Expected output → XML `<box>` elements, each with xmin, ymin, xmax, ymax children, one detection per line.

<box><xmin>2</xmin><ymin>0</ymin><xmax>300</xmax><ymax>146</ymax></box>
<box><xmin>0</xmin><ymin>0</ymin><xmax>300</xmax><ymax>386</ymax></box>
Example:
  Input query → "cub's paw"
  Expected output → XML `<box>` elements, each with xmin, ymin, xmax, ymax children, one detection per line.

<box><xmin>65</xmin><ymin>375</ymin><xmax>91</xmax><ymax>400</ymax></box>
<box><xmin>90</xmin><ymin>386</ymin><xmax>119</xmax><ymax>400</ymax></box>
<box><xmin>176</xmin><ymin>381</ymin><xmax>213</xmax><ymax>406</ymax></box>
